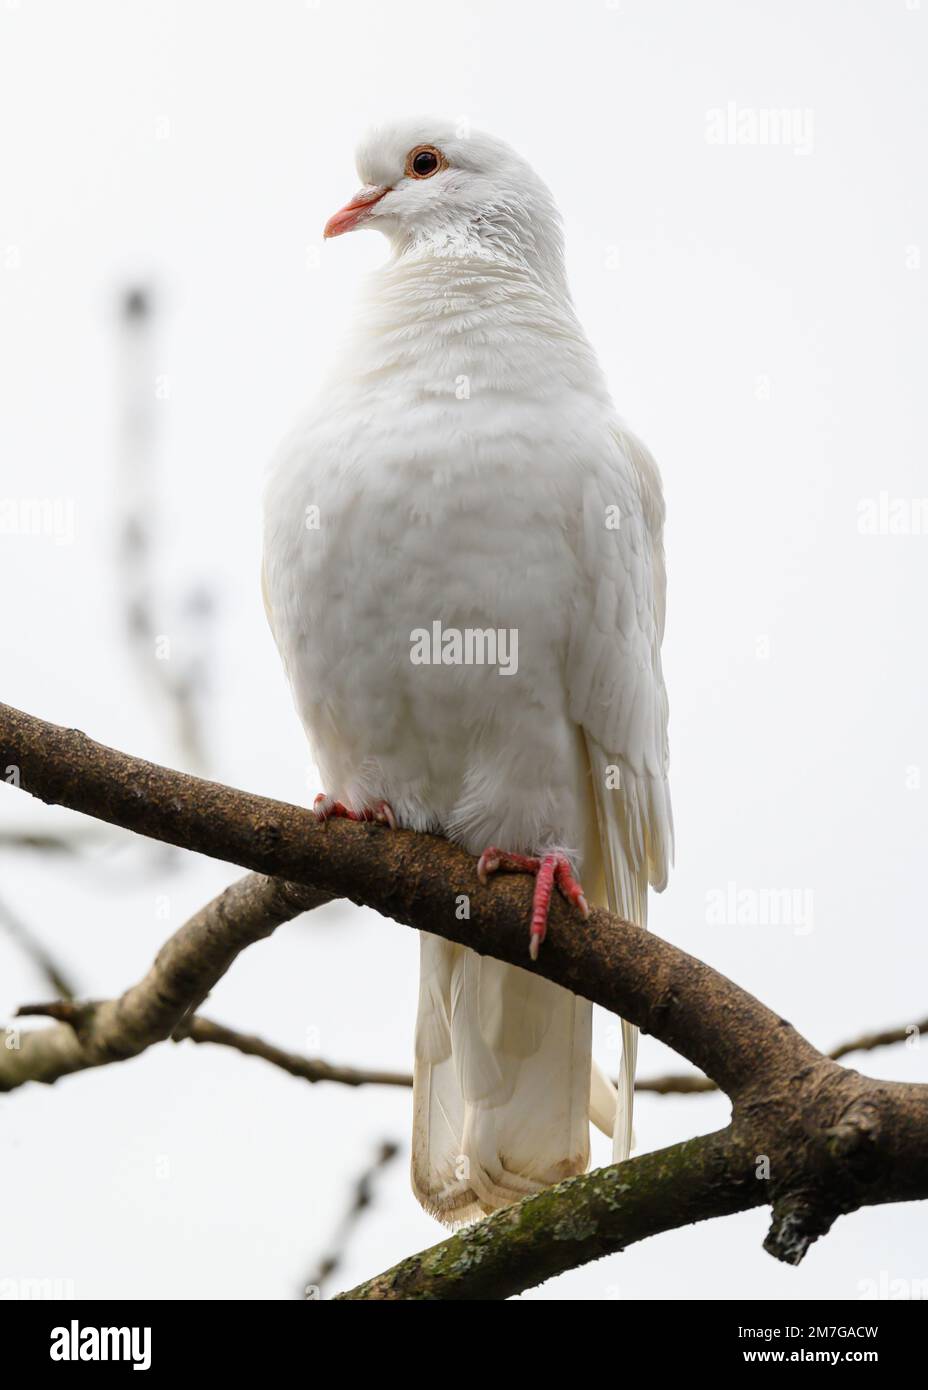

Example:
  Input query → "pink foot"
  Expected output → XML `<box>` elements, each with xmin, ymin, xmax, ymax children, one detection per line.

<box><xmin>313</xmin><ymin>794</ymin><xmax>397</xmax><ymax>830</ymax></box>
<box><xmin>477</xmin><ymin>847</ymin><xmax>590</xmax><ymax>961</ymax></box>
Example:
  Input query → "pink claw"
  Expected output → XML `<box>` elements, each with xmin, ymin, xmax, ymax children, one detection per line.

<box><xmin>477</xmin><ymin>847</ymin><xmax>538</xmax><ymax>885</ymax></box>
<box><xmin>370</xmin><ymin>800</ymin><xmax>397</xmax><ymax>830</ymax></box>
<box><xmin>477</xmin><ymin>847</ymin><xmax>590</xmax><ymax>960</ymax></box>
<box><xmin>313</xmin><ymin>794</ymin><xmax>397</xmax><ymax>830</ymax></box>
<box><xmin>528</xmin><ymin>855</ymin><xmax>557</xmax><ymax>960</ymax></box>
<box><xmin>553</xmin><ymin>859</ymin><xmax>590</xmax><ymax>921</ymax></box>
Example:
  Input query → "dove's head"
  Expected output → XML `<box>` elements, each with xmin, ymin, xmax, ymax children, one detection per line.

<box><xmin>323</xmin><ymin>118</ymin><xmax>565</xmax><ymax>283</ymax></box>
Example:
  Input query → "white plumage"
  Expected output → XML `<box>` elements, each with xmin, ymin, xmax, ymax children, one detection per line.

<box><xmin>263</xmin><ymin>118</ymin><xmax>672</xmax><ymax>1224</ymax></box>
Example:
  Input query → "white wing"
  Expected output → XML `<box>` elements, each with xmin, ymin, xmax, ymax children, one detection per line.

<box><xmin>568</xmin><ymin>422</ymin><xmax>673</xmax><ymax>1158</ymax></box>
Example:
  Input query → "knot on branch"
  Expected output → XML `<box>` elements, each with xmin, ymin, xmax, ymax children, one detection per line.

<box><xmin>823</xmin><ymin>1098</ymin><xmax>882</xmax><ymax>1181</ymax></box>
<box><xmin>763</xmin><ymin>1191</ymin><xmax>837</xmax><ymax>1266</ymax></box>
<box><xmin>252</xmin><ymin>819</ymin><xmax>283</xmax><ymax>859</ymax></box>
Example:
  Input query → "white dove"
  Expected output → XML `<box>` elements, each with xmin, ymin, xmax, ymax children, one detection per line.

<box><xmin>262</xmin><ymin>118</ymin><xmax>672</xmax><ymax>1225</ymax></box>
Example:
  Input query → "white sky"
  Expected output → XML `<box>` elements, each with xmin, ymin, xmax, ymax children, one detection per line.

<box><xmin>1</xmin><ymin>0</ymin><xmax>926</xmax><ymax>1300</ymax></box>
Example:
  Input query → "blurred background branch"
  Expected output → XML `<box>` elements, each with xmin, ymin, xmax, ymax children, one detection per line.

<box><xmin>0</xmin><ymin>893</ymin><xmax>77</xmax><ymax>1000</ymax></box>
<box><xmin>116</xmin><ymin>286</ymin><xmax>216</xmax><ymax>777</ymax></box>
<box><xmin>302</xmin><ymin>1140</ymin><xmax>401</xmax><ymax>1299</ymax></box>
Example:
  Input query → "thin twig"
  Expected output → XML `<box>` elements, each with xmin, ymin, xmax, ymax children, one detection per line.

<box><xmin>0</xmin><ymin>894</ymin><xmax>77</xmax><ymax>1000</ymax></box>
<box><xmin>0</xmin><ymin>830</ymin><xmax>87</xmax><ymax>854</ymax></box>
<box><xmin>303</xmin><ymin>1141</ymin><xmax>401</xmax><ymax>1298</ymax></box>
<box><xmin>177</xmin><ymin>1015</ymin><xmax>412</xmax><ymax>1089</ymax></box>
<box><xmin>636</xmin><ymin>1016</ymin><xmax>928</xmax><ymax>1095</ymax></box>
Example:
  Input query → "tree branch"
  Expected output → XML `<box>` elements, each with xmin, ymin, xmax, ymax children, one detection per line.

<box><xmin>336</xmin><ymin>1129</ymin><xmax>754</xmax><ymax>1299</ymax></box>
<box><xmin>178</xmin><ymin>1016</ymin><xmax>412</xmax><ymax>1089</ymax></box>
<box><xmin>2</xmin><ymin>701</ymin><xmax>927</xmax><ymax>1298</ymax></box>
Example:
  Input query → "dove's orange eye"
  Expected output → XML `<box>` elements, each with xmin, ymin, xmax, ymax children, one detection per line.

<box><xmin>406</xmin><ymin>145</ymin><xmax>445</xmax><ymax>179</ymax></box>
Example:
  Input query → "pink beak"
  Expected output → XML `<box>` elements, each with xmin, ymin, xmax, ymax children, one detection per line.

<box><xmin>323</xmin><ymin>185</ymin><xmax>389</xmax><ymax>239</ymax></box>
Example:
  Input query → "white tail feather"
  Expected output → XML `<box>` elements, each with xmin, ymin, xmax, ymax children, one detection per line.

<box><xmin>412</xmin><ymin>932</ymin><xmax>592</xmax><ymax>1224</ymax></box>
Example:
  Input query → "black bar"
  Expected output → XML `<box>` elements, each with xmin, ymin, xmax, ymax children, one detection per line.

<box><xmin>0</xmin><ymin>1298</ymin><xmax>923</xmax><ymax>1374</ymax></box>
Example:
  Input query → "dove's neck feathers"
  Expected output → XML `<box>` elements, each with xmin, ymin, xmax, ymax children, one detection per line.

<box><xmin>331</xmin><ymin>240</ymin><xmax>608</xmax><ymax>405</ymax></box>
<box><xmin>394</xmin><ymin>189</ymin><xmax>569</xmax><ymax>295</ymax></box>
